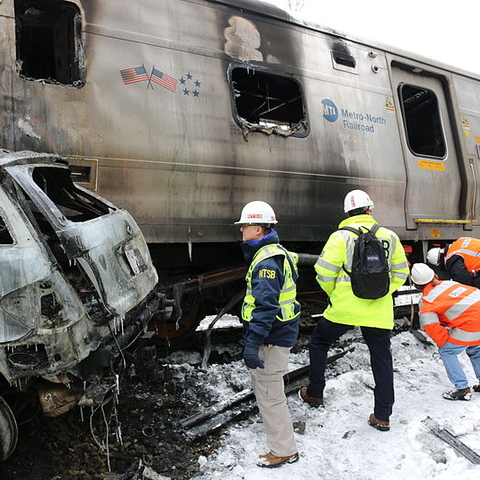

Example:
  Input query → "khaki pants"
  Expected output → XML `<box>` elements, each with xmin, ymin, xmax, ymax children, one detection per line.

<box><xmin>250</xmin><ymin>345</ymin><xmax>297</xmax><ymax>457</ymax></box>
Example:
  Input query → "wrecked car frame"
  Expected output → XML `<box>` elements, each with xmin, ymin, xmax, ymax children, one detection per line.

<box><xmin>0</xmin><ymin>150</ymin><xmax>159</xmax><ymax>460</ymax></box>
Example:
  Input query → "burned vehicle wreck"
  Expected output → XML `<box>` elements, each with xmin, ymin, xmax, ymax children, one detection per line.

<box><xmin>0</xmin><ymin>150</ymin><xmax>159</xmax><ymax>461</ymax></box>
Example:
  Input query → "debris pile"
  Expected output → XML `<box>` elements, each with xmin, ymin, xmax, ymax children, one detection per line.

<box><xmin>0</xmin><ymin>348</ymin><xmax>226</xmax><ymax>480</ymax></box>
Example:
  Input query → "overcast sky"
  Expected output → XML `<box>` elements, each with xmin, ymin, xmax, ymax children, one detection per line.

<box><xmin>263</xmin><ymin>0</ymin><xmax>480</xmax><ymax>76</ymax></box>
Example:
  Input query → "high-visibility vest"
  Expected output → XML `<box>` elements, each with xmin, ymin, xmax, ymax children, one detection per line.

<box><xmin>419</xmin><ymin>280</ymin><xmax>480</xmax><ymax>346</ymax></box>
<box><xmin>242</xmin><ymin>244</ymin><xmax>299</xmax><ymax>322</ymax></box>
<box><xmin>314</xmin><ymin>215</ymin><xmax>409</xmax><ymax>329</ymax></box>
<box><xmin>446</xmin><ymin>237</ymin><xmax>480</xmax><ymax>274</ymax></box>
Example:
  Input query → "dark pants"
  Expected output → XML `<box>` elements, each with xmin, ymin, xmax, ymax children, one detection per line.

<box><xmin>307</xmin><ymin>316</ymin><xmax>394</xmax><ymax>421</ymax></box>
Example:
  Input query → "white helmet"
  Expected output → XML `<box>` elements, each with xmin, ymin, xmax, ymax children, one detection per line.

<box><xmin>235</xmin><ymin>201</ymin><xmax>278</xmax><ymax>225</ymax></box>
<box><xmin>426</xmin><ymin>247</ymin><xmax>444</xmax><ymax>267</ymax></box>
<box><xmin>410</xmin><ymin>263</ymin><xmax>435</xmax><ymax>285</ymax></box>
<box><xmin>344</xmin><ymin>190</ymin><xmax>374</xmax><ymax>213</ymax></box>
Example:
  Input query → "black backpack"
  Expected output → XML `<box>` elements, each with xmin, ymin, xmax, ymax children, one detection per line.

<box><xmin>340</xmin><ymin>224</ymin><xmax>390</xmax><ymax>299</ymax></box>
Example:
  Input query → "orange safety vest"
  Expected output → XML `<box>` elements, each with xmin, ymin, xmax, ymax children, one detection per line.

<box><xmin>445</xmin><ymin>237</ymin><xmax>480</xmax><ymax>274</ymax></box>
<box><xmin>419</xmin><ymin>280</ymin><xmax>480</xmax><ymax>347</ymax></box>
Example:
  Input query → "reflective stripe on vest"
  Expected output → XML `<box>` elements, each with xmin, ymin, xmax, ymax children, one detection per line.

<box><xmin>444</xmin><ymin>289</ymin><xmax>480</xmax><ymax>320</ymax></box>
<box><xmin>423</xmin><ymin>281</ymin><xmax>456</xmax><ymax>303</ymax></box>
<box><xmin>445</xmin><ymin>237</ymin><xmax>480</xmax><ymax>273</ymax></box>
<box><xmin>242</xmin><ymin>244</ymin><xmax>298</xmax><ymax>322</ymax></box>
<box><xmin>419</xmin><ymin>311</ymin><xmax>439</xmax><ymax>328</ymax></box>
<box><xmin>450</xmin><ymin>329</ymin><xmax>480</xmax><ymax>343</ymax></box>
<box><xmin>422</xmin><ymin>281</ymin><xmax>480</xmax><ymax>344</ymax></box>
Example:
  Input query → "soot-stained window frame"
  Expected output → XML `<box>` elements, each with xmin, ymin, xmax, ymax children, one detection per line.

<box><xmin>398</xmin><ymin>83</ymin><xmax>447</xmax><ymax>159</ymax></box>
<box><xmin>229</xmin><ymin>64</ymin><xmax>309</xmax><ymax>140</ymax></box>
<box><xmin>14</xmin><ymin>0</ymin><xmax>85</xmax><ymax>87</ymax></box>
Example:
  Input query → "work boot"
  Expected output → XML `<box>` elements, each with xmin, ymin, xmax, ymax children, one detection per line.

<box><xmin>442</xmin><ymin>387</ymin><xmax>471</xmax><ymax>401</ymax></box>
<box><xmin>257</xmin><ymin>452</ymin><xmax>299</xmax><ymax>468</ymax></box>
<box><xmin>473</xmin><ymin>385</ymin><xmax>480</xmax><ymax>393</ymax></box>
<box><xmin>368</xmin><ymin>413</ymin><xmax>390</xmax><ymax>432</ymax></box>
<box><xmin>298</xmin><ymin>387</ymin><xmax>324</xmax><ymax>408</ymax></box>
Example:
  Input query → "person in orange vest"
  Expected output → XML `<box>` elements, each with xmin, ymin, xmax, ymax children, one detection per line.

<box><xmin>427</xmin><ymin>237</ymin><xmax>480</xmax><ymax>288</ymax></box>
<box><xmin>410</xmin><ymin>263</ymin><xmax>480</xmax><ymax>400</ymax></box>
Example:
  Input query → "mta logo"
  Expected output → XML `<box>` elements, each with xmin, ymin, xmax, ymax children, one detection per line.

<box><xmin>322</xmin><ymin>99</ymin><xmax>338</xmax><ymax>122</ymax></box>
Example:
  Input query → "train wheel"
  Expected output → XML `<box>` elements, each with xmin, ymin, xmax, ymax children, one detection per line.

<box><xmin>148</xmin><ymin>292</ymin><xmax>205</xmax><ymax>346</ymax></box>
<box><xmin>0</xmin><ymin>395</ymin><xmax>18</xmax><ymax>461</ymax></box>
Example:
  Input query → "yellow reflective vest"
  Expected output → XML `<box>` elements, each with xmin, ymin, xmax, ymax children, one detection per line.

<box><xmin>315</xmin><ymin>214</ymin><xmax>409</xmax><ymax>329</ymax></box>
<box><xmin>242</xmin><ymin>244</ymin><xmax>299</xmax><ymax>323</ymax></box>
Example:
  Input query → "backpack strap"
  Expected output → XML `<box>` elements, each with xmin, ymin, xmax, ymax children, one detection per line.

<box><xmin>340</xmin><ymin>224</ymin><xmax>381</xmax><ymax>236</ymax></box>
<box><xmin>340</xmin><ymin>226</ymin><xmax>362</xmax><ymax>236</ymax></box>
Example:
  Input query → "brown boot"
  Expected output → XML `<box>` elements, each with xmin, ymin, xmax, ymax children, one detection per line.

<box><xmin>368</xmin><ymin>413</ymin><xmax>390</xmax><ymax>432</ymax></box>
<box><xmin>257</xmin><ymin>452</ymin><xmax>299</xmax><ymax>468</ymax></box>
<box><xmin>442</xmin><ymin>388</ymin><xmax>471</xmax><ymax>401</ymax></box>
<box><xmin>298</xmin><ymin>387</ymin><xmax>324</xmax><ymax>408</ymax></box>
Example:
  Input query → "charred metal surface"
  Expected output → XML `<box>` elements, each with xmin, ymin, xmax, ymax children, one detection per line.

<box><xmin>0</xmin><ymin>0</ymin><xmax>479</xmax><ymax>377</ymax></box>
<box><xmin>0</xmin><ymin>0</ymin><xmax>478</xmax><ymax>252</ymax></box>
<box><xmin>0</xmin><ymin>151</ymin><xmax>158</xmax><ymax>392</ymax></box>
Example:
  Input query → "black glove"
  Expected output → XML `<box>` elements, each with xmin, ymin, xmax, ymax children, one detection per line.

<box><xmin>243</xmin><ymin>344</ymin><xmax>264</xmax><ymax>369</ymax></box>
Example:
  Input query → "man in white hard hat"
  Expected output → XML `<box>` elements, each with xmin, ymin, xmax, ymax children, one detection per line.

<box><xmin>410</xmin><ymin>263</ymin><xmax>480</xmax><ymax>400</ymax></box>
<box><xmin>299</xmin><ymin>190</ymin><xmax>409</xmax><ymax>432</ymax></box>
<box><xmin>235</xmin><ymin>200</ymin><xmax>300</xmax><ymax>468</ymax></box>
<box><xmin>427</xmin><ymin>237</ymin><xmax>480</xmax><ymax>288</ymax></box>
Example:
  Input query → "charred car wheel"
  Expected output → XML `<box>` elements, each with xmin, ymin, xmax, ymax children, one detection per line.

<box><xmin>0</xmin><ymin>395</ymin><xmax>18</xmax><ymax>461</ymax></box>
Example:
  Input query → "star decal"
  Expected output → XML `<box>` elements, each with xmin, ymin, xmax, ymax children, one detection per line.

<box><xmin>179</xmin><ymin>72</ymin><xmax>203</xmax><ymax>98</ymax></box>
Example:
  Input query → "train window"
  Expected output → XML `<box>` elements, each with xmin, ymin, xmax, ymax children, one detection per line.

<box><xmin>398</xmin><ymin>84</ymin><xmax>446</xmax><ymax>158</ymax></box>
<box><xmin>0</xmin><ymin>213</ymin><xmax>14</xmax><ymax>245</ymax></box>
<box><xmin>230</xmin><ymin>66</ymin><xmax>308</xmax><ymax>139</ymax></box>
<box><xmin>14</xmin><ymin>0</ymin><xmax>84</xmax><ymax>86</ymax></box>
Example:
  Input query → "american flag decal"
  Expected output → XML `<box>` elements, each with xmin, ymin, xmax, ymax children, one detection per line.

<box><xmin>150</xmin><ymin>67</ymin><xmax>178</xmax><ymax>92</ymax></box>
<box><xmin>119</xmin><ymin>65</ymin><xmax>149</xmax><ymax>84</ymax></box>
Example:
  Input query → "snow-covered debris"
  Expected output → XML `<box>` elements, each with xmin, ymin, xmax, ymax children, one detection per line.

<box><xmin>191</xmin><ymin>331</ymin><xmax>480</xmax><ymax>480</ymax></box>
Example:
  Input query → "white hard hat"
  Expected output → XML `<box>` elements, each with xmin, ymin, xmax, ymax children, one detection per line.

<box><xmin>235</xmin><ymin>200</ymin><xmax>278</xmax><ymax>225</ymax></box>
<box><xmin>410</xmin><ymin>263</ymin><xmax>435</xmax><ymax>285</ymax></box>
<box><xmin>426</xmin><ymin>247</ymin><xmax>444</xmax><ymax>267</ymax></box>
<box><xmin>344</xmin><ymin>190</ymin><xmax>374</xmax><ymax>213</ymax></box>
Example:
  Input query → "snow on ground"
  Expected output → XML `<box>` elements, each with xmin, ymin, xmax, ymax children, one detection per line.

<box><xmin>197</xmin><ymin>314</ymin><xmax>242</xmax><ymax>331</ymax></box>
<box><xmin>178</xmin><ymin>320</ymin><xmax>480</xmax><ymax>480</ymax></box>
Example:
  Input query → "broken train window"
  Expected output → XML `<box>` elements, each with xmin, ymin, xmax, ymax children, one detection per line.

<box><xmin>230</xmin><ymin>66</ymin><xmax>308</xmax><ymax>139</ymax></box>
<box><xmin>398</xmin><ymin>83</ymin><xmax>446</xmax><ymax>158</ymax></box>
<box><xmin>14</xmin><ymin>0</ymin><xmax>84</xmax><ymax>86</ymax></box>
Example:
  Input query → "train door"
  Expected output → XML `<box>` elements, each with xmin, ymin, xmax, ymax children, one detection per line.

<box><xmin>390</xmin><ymin>61</ymin><xmax>465</xmax><ymax>229</ymax></box>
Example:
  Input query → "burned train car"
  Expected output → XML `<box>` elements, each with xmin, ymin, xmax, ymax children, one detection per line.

<box><xmin>2</xmin><ymin>0</ymin><xmax>480</xmax><ymax>383</ymax></box>
<box><xmin>0</xmin><ymin>150</ymin><xmax>159</xmax><ymax>460</ymax></box>
<box><xmin>1</xmin><ymin>0</ymin><xmax>478</xmax><ymax>243</ymax></box>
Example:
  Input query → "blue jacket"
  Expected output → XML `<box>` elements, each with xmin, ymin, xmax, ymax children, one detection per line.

<box><xmin>240</xmin><ymin>231</ymin><xmax>300</xmax><ymax>348</ymax></box>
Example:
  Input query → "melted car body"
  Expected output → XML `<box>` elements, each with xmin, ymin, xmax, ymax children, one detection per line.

<box><xmin>0</xmin><ymin>150</ymin><xmax>159</xmax><ymax>459</ymax></box>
